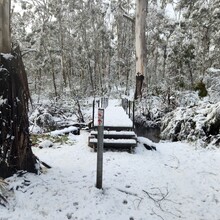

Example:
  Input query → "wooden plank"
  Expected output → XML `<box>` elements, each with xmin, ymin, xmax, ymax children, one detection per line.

<box><xmin>91</xmin><ymin>131</ymin><xmax>136</xmax><ymax>135</ymax></box>
<box><xmin>93</xmin><ymin>125</ymin><xmax>133</xmax><ymax>131</ymax></box>
<box><xmin>90</xmin><ymin>130</ymin><xmax>137</xmax><ymax>139</ymax></box>
<box><xmin>90</xmin><ymin>138</ymin><xmax>137</xmax><ymax>144</ymax></box>
<box><xmin>89</xmin><ymin>138</ymin><xmax>137</xmax><ymax>149</ymax></box>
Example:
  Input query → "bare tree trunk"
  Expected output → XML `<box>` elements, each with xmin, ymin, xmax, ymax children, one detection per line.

<box><xmin>0</xmin><ymin>0</ymin><xmax>11</xmax><ymax>53</ymax></box>
<box><xmin>135</xmin><ymin>0</ymin><xmax>147</xmax><ymax>99</ymax></box>
<box><xmin>48</xmin><ymin>50</ymin><xmax>58</xmax><ymax>98</ymax></box>
<box><xmin>58</xmin><ymin>0</ymin><xmax>67</xmax><ymax>88</ymax></box>
<box><xmin>162</xmin><ymin>45</ymin><xmax>167</xmax><ymax>79</ymax></box>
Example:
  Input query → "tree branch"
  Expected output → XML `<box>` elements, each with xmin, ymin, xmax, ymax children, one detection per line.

<box><xmin>119</xmin><ymin>3</ymin><xmax>135</xmax><ymax>23</ymax></box>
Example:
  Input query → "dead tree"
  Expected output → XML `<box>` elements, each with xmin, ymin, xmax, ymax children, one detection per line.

<box><xmin>0</xmin><ymin>47</ymin><xmax>37</xmax><ymax>178</ymax></box>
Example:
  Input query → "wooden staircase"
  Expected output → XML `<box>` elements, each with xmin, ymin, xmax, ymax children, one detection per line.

<box><xmin>88</xmin><ymin>99</ymin><xmax>137</xmax><ymax>152</ymax></box>
<box><xmin>88</xmin><ymin>130</ymin><xmax>137</xmax><ymax>152</ymax></box>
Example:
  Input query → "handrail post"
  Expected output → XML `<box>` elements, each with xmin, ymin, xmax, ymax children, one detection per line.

<box><xmin>133</xmin><ymin>101</ymin><xmax>135</xmax><ymax>129</ymax></box>
<box><xmin>92</xmin><ymin>99</ymin><xmax>95</xmax><ymax>127</ymax></box>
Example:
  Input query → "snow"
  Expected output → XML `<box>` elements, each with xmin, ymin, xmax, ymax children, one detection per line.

<box><xmin>94</xmin><ymin>102</ymin><xmax>133</xmax><ymax>128</ymax></box>
<box><xmin>89</xmin><ymin>138</ymin><xmax>137</xmax><ymax>144</ymax></box>
<box><xmin>165</xmin><ymin>3</ymin><xmax>176</xmax><ymax>20</ymax></box>
<box><xmin>90</xmin><ymin>131</ymin><xmax>136</xmax><ymax>135</ymax></box>
<box><xmin>0</xmin><ymin>53</ymin><xmax>14</xmax><ymax>60</ymax></box>
<box><xmin>38</xmin><ymin>140</ymin><xmax>53</xmax><ymax>148</ymax></box>
<box><xmin>137</xmin><ymin>136</ymin><xmax>156</xmax><ymax>149</ymax></box>
<box><xmin>50</xmin><ymin>126</ymin><xmax>78</xmax><ymax>136</ymax></box>
<box><xmin>1</xmin><ymin>131</ymin><xmax>220</xmax><ymax>220</ymax></box>
<box><xmin>208</xmin><ymin>67</ymin><xmax>220</xmax><ymax>73</ymax></box>
<box><xmin>0</xmin><ymin>96</ymin><xmax>7</xmax><ymax>106</ymax></box>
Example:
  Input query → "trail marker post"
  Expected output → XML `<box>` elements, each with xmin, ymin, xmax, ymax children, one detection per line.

<box><xmin>96</xmin><ymin>108</ymin><xmax>104</xmax><ymax>189</ymax></box>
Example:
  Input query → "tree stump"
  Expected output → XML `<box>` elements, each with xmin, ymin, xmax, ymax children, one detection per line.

<box><xmin>0</xmin><ymin>48</ymin><xmax>37</xmax><ymax>178</ymax></box>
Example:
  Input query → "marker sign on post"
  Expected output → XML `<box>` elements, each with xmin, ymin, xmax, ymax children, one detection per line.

<box><xmin>96</xmin><ymin>108</ymin><xmax>104</xmax><ymax>189</ymax></box>
<box><xmin>98</xmin><ymin>109</ymin><xmax>104</xmax><ymax>126</ymax></box>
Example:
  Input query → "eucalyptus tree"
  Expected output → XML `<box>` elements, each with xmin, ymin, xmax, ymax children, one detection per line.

<box><xmin>0</xmin><ymin>0</ymin><xmax>11</xmax><ymax>53</ymax></box>
<box><xmin>134</xmin><ymin>0</ymin><xmax>147</xmax><ymax>99</ymax></box>
<box><xmin>1</xmin><ymin>0</ymin><xmax>37</xmax><ymax>177</ymax></box>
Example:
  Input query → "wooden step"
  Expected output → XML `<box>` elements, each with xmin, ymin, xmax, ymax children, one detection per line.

<box><xmin>88</xmin><ymin>137</ymin><xmax>137</xmax><ymax>149</ymax></box>
<box><xmin>93</xmin><ymin>125</ymin><xmax>133</xmax><ymax>131</ymax></box>
<box><xmin>90</xmin><ymin>130</ymin><xmax>137</xmax><ymax>139</ymax></box>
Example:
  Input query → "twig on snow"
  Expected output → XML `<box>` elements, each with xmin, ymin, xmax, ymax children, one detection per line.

<box><xmin>151</xmin><ymin>208</ymin><xmax>165</xmax><ymax>220</ymax></box>
<box><xmin>143</xmin><ymin>186</ymin><xmax>183</xmax><ymax>219</ymax></box>
<box><xmin>143</xmin><ymin>186</ymin><xmax>169</xmax><ymax>203</ymax></box>
<box><xmin>117</xmin><ymin>188</ymin><xmax>142</xmax><ymax>198</ymax></box>
<box><xmin>164</xmin><ymin>155</ymin><xmax>180</xmax><ymax>169</ymax></box>
<box><xmin>117</xmin><ymin>188</ymin><xmax>143</xmax><ymax>209</ymax></box>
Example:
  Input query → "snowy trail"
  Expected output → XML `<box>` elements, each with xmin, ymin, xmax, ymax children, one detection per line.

<box><xmin>1</xmin><ymin>131</ymin><xmax>220</xmax><ymax>220</ymax></box>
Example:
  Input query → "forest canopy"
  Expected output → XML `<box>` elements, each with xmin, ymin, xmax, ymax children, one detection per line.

<box><xmin>10</xmin><ymin>0</ymin><xmax>220</xmax><ymax>99</ymax></box>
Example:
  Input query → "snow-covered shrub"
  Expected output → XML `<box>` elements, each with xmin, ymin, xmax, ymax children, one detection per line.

<box><xmin>160</xmin><ymin>107</ymin><xmax>205</xmax><ymax>142</ymax></box>
<box><xmin>134</xmin><ymin>95</ymin><xmax>164</xmax><ymax>127</ymax></box>
<box><xmin>161</xmin><ymin>102</ymin><xmax>220</xmax><ymax>146</ymax></box>
<box><xmin>204</xmin><ymin>68</ymin><xmax>220</xmax><ymax>102</ymax></box>
<box><xmin>31</xmin><ymin>108</ymin><xmax>56</xmax><ymax>132</ymax></box>
<box><xmin>176</xmin><ymin>91</ymin><xmax>200</xmax><ymax>107</ymax></box>
<box><xmin>203</xmin><ymin>104</ymin><xmax>220</xmax><ymax>136</ymax></box>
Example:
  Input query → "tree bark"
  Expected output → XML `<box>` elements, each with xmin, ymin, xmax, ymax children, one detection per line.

<box><xmin>135</xmin><ymin>74</ymin><xmax>144</xmax><ymax>100</ymax></box>
<box><xmin>0</xmin><ymin>0</ymin><xmax>11</xmax><ymax>53</ymax></box>
<box><xmin>0</xmin><ymin>48</ymin><xmax>37</xmax><ymax>178</ymax></box>
<box><xmin>58</xmin><ymin>0</ymin><xmax>67</xmax><ymax>88</ymax></box>
<box><xmin>135</xmin><ymin>0</ymin><xmax>147</xmax><ymax>99</ymax></box>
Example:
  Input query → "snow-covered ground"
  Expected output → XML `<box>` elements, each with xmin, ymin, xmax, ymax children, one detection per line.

<box><xmin>1</xmin><ymin>131</ymin><xmax>220</xmax><ymax>220</ymax></box>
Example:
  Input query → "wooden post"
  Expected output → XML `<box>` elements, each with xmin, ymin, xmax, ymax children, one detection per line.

<box><xmin>133</xmin><ymin>101</ymin><xmax>135</xmax><ymax>129</ymax></box>
<box><xmin>96</xmin><ymin>108</ymin><xmax>104</xmax><ymax>189</ymax></box>
<box><xmin>0</xmin><ymin>0</ymin><xmax>11</xmax><ymax>53</ymax></box>
<box><xmin>129</xmin><ymin>101</ymin><xmax>131</xmax><ymax>118</ymax></box>
<box><xmin>92</xmin><ymin>99</ymin><xmax>95</xmax><ymax>127</ymax></box>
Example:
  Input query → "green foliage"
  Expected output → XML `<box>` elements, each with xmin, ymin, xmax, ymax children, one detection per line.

<box><xmin>194</xmin><ymin>80</ymin><xmax>208</xmax><ymax>98</ymax></box>
<box><xmin>178</xmin><ymin>80</ymin><xmax>185</xmax><ymax>89</ymax></box>
<box><xmin>31</xmin><ymin>133</ymin><xmax>72</xmax><ymax>147</ymax></box>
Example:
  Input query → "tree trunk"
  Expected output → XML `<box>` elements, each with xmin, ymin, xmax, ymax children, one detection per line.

<box><xmin>58</xmin><ymin>0</ymin><xmax>67</xmax><ymax>88</ymax></box>
<box><xmin>0</xmin><ymin>0</ymin><xmax>11</xmax><ymax>53</ymax></box>
<box><xmin>135</xmin><ymin>0</ymin><xmax>147</xmax><ymax>99</ymax></box>
<box><xmin>0</xmin><ymin>48</ymin><xmax>37</xmax><ymax>178</ymax></box>
<box><xmin>135</xmin><ymin>74</ymin><xmax>144</xmax><ymax>100</ymax></box>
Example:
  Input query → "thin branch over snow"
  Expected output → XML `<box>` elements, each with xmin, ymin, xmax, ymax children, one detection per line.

<box><xmin>143</xmin><ymin>186</ymin><xmax>182</xmax><ymax>219</ymax></box>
